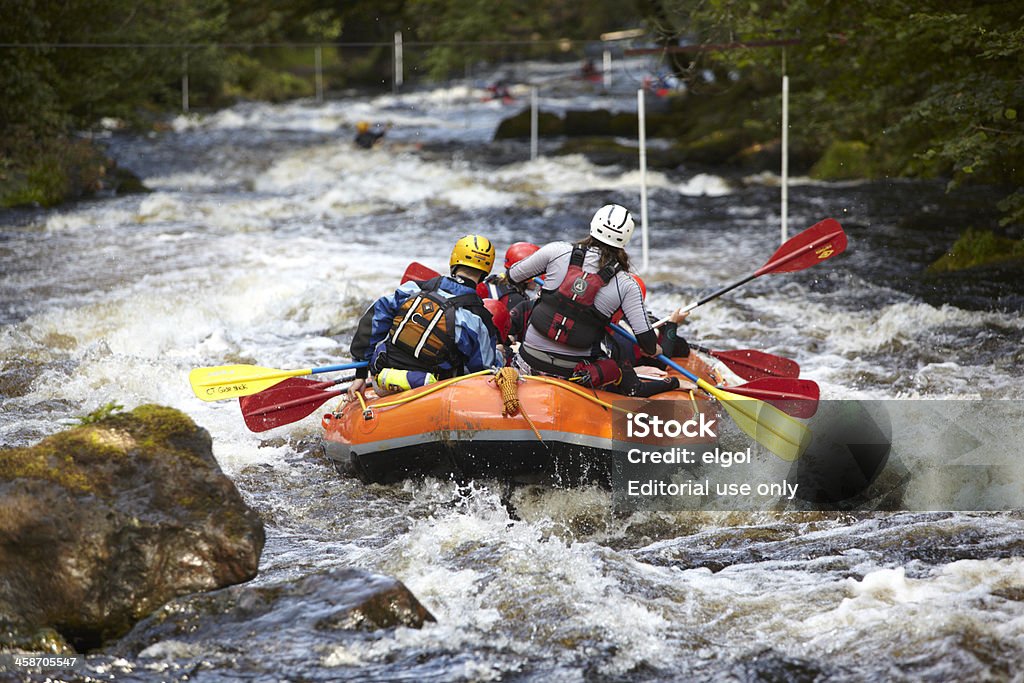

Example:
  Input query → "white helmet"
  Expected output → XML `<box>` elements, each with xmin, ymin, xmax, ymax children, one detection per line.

<box><xmin>589</xmin><ymin>204</ymin><xmax>635</xmax><ymax>247</ymax></box>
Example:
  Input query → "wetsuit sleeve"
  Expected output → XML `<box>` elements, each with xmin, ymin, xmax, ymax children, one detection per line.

<box><xmin>349</xmin><ymin>282</ymin><xmax>418</xmax><ymax>378</ymax></box>
<box><xmin>634</xmin><ymin>330</ymin><xmax>658</xmax><ymax>356</ymax></box>
<box><xmin>453</xmin><ymin>307</ymin><xmax>498</xmax><ymax>372</ymax></box>
<box><xmin>508</xmin><ymin>241</ymin><xmax>562</xmax><ymax>285</ymax></box>
<box><xmin>619</xmin><ymin>276</ymin><xmax>658</xmax><ymax>355</ymax></box>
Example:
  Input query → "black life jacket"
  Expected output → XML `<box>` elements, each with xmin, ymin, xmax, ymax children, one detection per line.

<box><xmin>385</xmin><ymin>277</ymin><xmax>492</xmax><ymax>373</ymax></box>
<box><xmin>529</xmin><ymin>246</ymin><xmax>619</xmax><ymax>349</ymax></box>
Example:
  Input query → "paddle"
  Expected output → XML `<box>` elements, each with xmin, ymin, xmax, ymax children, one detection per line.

<box><xmin>721</xmin><ymin>377</ymin><xmax>819</xmax><ymax>419</ymax></box>
<box><xmin>609</xmin><ymin>323</ymin><xmax>810</xmax><ymax>461</ymax></box>
<box><xmin>188</xmin><ymin>360</ymin><xmax>367</xmax><ymax>401</ymax></box>
<box><xmin>693</xmin><ymin>345</ymin><xmax>800</xmax><ymax>380</ymax></box>
<box><xmin>401</xmin><ymin>261</ymin><xmax>442</xmax><ymax>284</ymax></box>
<box><xmin>239</xmin><ymin>376</ymin><xmax>353</xmax><ymax>432</ymax></box>
<box><xmin>654</xmin><ymin>217</ymin><xmax>847</xmax><ymax>326</ymax></box>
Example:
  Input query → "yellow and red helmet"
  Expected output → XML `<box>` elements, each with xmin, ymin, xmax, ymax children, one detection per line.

<box><xmin>450</xmin><ymin>235</ymin><xmax>495</xmax><ymax>275</ymax></box>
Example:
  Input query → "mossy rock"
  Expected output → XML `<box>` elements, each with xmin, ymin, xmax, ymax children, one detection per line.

<box><xmin>554</xmin><ymin>136</ymin><xmax>689</xmax><ymax>169</ymax></box>
<box><xmin>110</xmin><ymin>166</ymin><xmax>150</xmax><ymax>195</ymax></box>
<box><xmin>928</xmin><ymin>227</ymin><xmax>1024</xmax><ymax>273</ymax></box>
<box><xmin>0</xmin><ymin>404</ymin><xmax>213</xmax><ymax>497</ymax></box>
<box><xmin>564</xmin><ymin>109</ymin><xmax>614</xmax><ymax>136</ymax></box>
<box><xmin>810</xmin><ymin>140</ymin><xmax>873</xmax><ymax>181</ymax></box>
<box><xmin>680</xmin><ymin>128</ymin><xmax>757</xmax><ymax>165</ymax></box>
<box><xmin>608</xmin><ymin>111</ymin><xmax>638</xmax><ymax>136</ymax></box>
<box><xmin>0</xmin><ymin>135</ymin><xmax>140</xmax><ymax>208</ymax></box>
<box><xmin>493</xmin><ymin>110</ymin><xmax>563</xmax><ymax>139</ymax></box>
<box><xmin>555</xmin><ymin>136</ymin><xmax>637</xmax><ymax>166</ymax></box>
<box><xmin>0</xmin><ymin>404</ymin><xmax>264</xmax><ymax>651</ymax></box>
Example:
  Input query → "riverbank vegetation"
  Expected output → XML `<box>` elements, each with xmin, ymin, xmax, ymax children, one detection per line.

<box><xmin>2</xmin><ymin>0</ymin><xmax>1021</xmax><ymax>245</ymax></box>
<box><xmin>657</xmin><ymin>0</ymin><xmax>1024</xmax><ymax>231</ymax></box>
<box><xmin>928</xmin><ymin>228</ymin><xmax>1024</xmax><ymax>273</ymax></box>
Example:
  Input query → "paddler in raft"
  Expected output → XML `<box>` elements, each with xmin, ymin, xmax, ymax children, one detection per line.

<box><xmin>478</xmin><ymin>241</ymin><xmax>541</xmax><ymax>358</ymax></box>
<box><xmin>347</xmin><ymin>235</ymin><xmax>500</xmax><ymax>399</ymax></box>
<box><xmin>477</xmin><ymin>241</ymin><xmax>541</xmax><ymax>312</ymax></box>
<box><xmin>507</xmin><ymin>204</ymin><xmax>688</xmax><ymax>397</ymax></box>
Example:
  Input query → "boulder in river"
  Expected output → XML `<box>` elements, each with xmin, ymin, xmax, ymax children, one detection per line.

<box><xmin>111</xmin><ymin>567</ymin><xmax>436</xmax><ymax>659</ymax></box>
<box><xmin>0</xmin><ymin>404</ymin><xmax>265</xmax><ymax>652</ymax></box>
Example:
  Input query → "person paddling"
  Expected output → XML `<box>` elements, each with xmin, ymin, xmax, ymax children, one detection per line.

<box><xmin>507</xmin><ymin>204</ymin><xmax>686</xmax><ymax>396</ymax></box>
<box><xmin>601</xmin><ymin>273</ymin><xmax>694</xmax><ymax>395</ymax></box>
<box><xmin>354</xmin><ymin>120</ymin><xmax>386</xmax><ymax>149</ymax></box>
<box><xmin>477</xmin><ymin>241</ymin><xmax>540</xmax><ymax>311</ymax></box>
<box><xmin>347</xmin><ymin>235</ymin><xmax>499</xmax><ymax>398</ymax></box>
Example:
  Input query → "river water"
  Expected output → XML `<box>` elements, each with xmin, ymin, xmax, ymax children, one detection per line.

<box><xmin>2</xmin><ymin>62</ymin><xmax>1023</xmax><ymax>681</ymax></box>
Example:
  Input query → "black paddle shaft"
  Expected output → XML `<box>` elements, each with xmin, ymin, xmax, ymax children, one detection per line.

<box><xmin>690</xmin><ymin>272</ymin><xmax>758</xmax><ymax>309</ymax></box>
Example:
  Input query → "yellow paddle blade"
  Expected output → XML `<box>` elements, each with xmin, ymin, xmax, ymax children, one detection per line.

<box><xmin>697</xmin><ymin>378</ymin><xmax>811</xmax><ymax>462</ymax></box>
<box><xmin>188</xmin><ymin>364</ymin><xmax>310</xmax><ymax>401</ymax></box>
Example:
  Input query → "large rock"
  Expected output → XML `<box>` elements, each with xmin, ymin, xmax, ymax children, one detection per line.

<box><xmin>0</xmin><ymin>405</ymin><xmax>264</xmax><ymax>651</ymax></box>
<box><xmin>112</xmin><ymin>567</ymin><xmax>436</xmax><ymax>660</ymax></box>
<box><xmin>493</xmin><ymin>109</ymin><xmax>563</xmax><ymax>138</ymax></box>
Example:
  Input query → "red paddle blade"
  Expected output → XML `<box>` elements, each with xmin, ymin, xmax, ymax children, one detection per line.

<box><xmin>259</xmin><ymin>376</ymin><xmax>339</xmax><ymax>392</ymax></box>
<box><xmin>401</xmin><ymin>262</ymin><xmax>442</xmax><ymax>284</ymax></box>
<box><xmin>725</xmin><ymin>377</ymin><xmax>819</xmax><ymax>418</ymax></box>
<box><xmin>755</xmin><ymin>218</ymin><xmax>847</xmax><ymax>276</ymax></box>
<box><xmin>708</xmin><ymin>349</ymin><xmax>800</xmax><ymax>381</ymax></box>
<box><xmin>239</xmin><ymin>378</ymin><xmax>343</xmax><ymax>432</ymax></box>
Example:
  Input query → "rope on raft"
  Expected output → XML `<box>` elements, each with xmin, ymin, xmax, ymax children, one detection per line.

<box><xmin>493</xmin><ymin>366</ymin><xmax>544</xmax><ymax>443</ymax></box>
<box><xmin>340</xmin><ymin>366</ymin><xmax>706</xmax><ymax>433</ymax></box>
<box><xmin>345</xmin><ymin>369</ymin><xmax>494</xmax><ymax>416</ymax></box>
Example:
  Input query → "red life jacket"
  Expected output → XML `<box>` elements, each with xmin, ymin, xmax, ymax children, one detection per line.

<box><xmin>529</xmin><ymin>246</ymin><xmax>618</xmax><ymax>349</ymax></box>
<box><xmin>476</xmin><ymin>275</ymin><xmax>525</xmax><ymax>310</ymax></box>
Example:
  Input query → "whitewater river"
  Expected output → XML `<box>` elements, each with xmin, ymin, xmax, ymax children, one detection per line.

<box><xmin>2</xmin><ymin>65</ymin><xmax>1024</xmax><ymax>681</ymax></box>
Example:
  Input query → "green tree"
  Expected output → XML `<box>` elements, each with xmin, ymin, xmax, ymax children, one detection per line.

<box><xmin>403</xmin><ymin>0</ymin><xmax>628</xmax><ymax>79</ymax></box>
<box><xmin>656</xmin><ymin>0</ymin><xmax>1024</xmax><ymax>224</ymax></box>
<box><xmin>0</xmin><ymin>0</ymin><xmax>229</xmax><ymax>136</ymax></box>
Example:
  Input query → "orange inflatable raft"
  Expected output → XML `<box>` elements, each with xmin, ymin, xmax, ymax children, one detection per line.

<box><xmin>321</xmin><ymin>355</ymin><xmax>724</xmax><ymax>486</ymax></box>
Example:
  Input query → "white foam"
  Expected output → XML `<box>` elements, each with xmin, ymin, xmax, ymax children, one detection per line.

<box><xmin>678</xmin><ymin>173</ymin><xmax>732</xmax><ymax>197</ymax></box>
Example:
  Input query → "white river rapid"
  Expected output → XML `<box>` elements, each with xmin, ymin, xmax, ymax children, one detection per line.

<box><xmin>2</xmin><ymin>62</ymin><xmax>1023</xmax><ymax>681</ymax></box>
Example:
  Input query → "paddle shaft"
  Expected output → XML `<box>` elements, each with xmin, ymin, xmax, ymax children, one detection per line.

<box><xmin>654</xmin><ymin>217</ymin><xmax>846</xmax><ymax>327</ymax></box>
<box><xmin>610</xmin><ymin>322</ymin><xmax>811</xmax><ymax>461</ymax></box>
<box><xmin>653</xmin><ymin>270</ymin><xmax>767</xmax><ymax>326</ymax></box>
<box><xmin>190</xmin><ymin>360</ymin><xmax>368</xmax><ymax>401</ymax></box>
<box><xmin>247</xmin><ymin>387</ymin><xmax>345</xmax><ymax>417</ymax></box>
<box><xmin>678</xmin><ymin>272</ymin><xmax>755</xmax><ymax>313</ymax></box>
<box><xmin>197</xmin><ymin>361</ymin><xmax>366</xmax><ymax>389</ymax></box>
<box><xmin>610</xmin><ymin>322</ymin><xmax>814</xmax><ymax>405</ymax></box>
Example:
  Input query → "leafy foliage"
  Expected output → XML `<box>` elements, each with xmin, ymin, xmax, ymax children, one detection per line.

<box><xmin>928</xmin><ymin>228</ymin><xmax>1024</xmax><ymax>272</ymax></box>
<box><xmin>658</xmin><ymin>0</ymin><xmax>1023</xmax><ymax>221</ymax></box>
<box><xmin>403</xmin><ymin>0</ymin><xmax>629</xmax><ymax>78</ymax></box>
<box><xmin>77</xmin><ymin>402</ymin><xmax>126</xmax><ymax>426</ymax></box>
